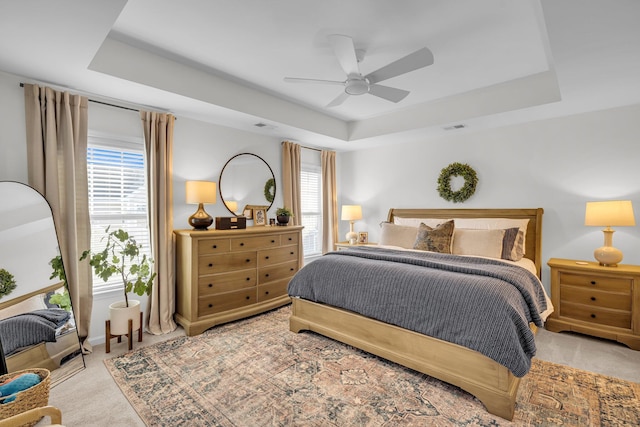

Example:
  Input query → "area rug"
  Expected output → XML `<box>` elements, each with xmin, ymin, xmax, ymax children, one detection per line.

<box><xmin>105</xmin><ymin>306</ymin><xmax>640</xmax><ymax>426</ymax></box>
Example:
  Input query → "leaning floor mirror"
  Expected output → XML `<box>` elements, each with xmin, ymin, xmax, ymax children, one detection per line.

<box><xmin>0</xmin><ymin>181</ymin><xmax>84</xmax><ymax>386</ymax></box>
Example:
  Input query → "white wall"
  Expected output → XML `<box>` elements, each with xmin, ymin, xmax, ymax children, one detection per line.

<box><xmin>338</xmin><ymin>104</ymin><xmax>640</xmax><ymax>291</ymax></box>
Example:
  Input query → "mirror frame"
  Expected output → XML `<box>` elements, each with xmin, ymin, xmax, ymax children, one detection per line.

<box><xmin>218</xmin><ymin>153</ymin><xmax>276</xmax><ymax>216</ymax></box>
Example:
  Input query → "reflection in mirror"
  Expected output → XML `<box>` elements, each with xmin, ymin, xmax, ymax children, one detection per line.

<box><xmin>219</xmin><ymin>153</ymin><xmax>275</xmax><ymax>216</ymax></box>
<box><xmin>0</xmin><ymin>181</ymin><xmax>84</xmax><ymax>386</ymax></box>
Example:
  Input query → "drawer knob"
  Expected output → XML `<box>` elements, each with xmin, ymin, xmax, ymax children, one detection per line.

<box><xmin>208</xmin><ymin>263</ymin><xmax>213</xmax><ymax>267</ymax></box>
<box><xmin>590</xmin><ymin>281</ymin><xmax>596</xmax><ymax>285</ymax></box>
<box><xmin>591</xmin><ymin>314</ymin><xmax>596</xmax><ymax>318</ymax></box>
<box><xmin>240</xmin><ymin>242</ymin><xmax>244</xmax><ymax>246</ymax></box>
<box><xmin>208</xmin><ymin>304</ymin><xmax>213</xmax><ymax>308</ymax></box>
<box><xmin>290</xmin><ymin>268</ymin><xmax>294</xmax><ymax>271</ymax></box>
<box><xmin>212</xmin><ymin>245</ymin><xmax>217</xmax><ymax>249</ymax></box>
<box><xmin>208</xmin><ymin>284</ymin><xmax>213</xmax><ymax>288</ymax></box>
<box><xmin>590</xmin><ymin>296</ymin><xmax>596</xmax><ymax>301</ymax></box>
<box><xmin>265</xmin><ymin>273</ymin><xmax>270</xmax><ymax>277</ymax></box>
<box><xmin>246</xmin><ymin>277</ymin><xmax>250</xmax><ymax>281</ymax></box>
<box><xmin>245</xmin><ymin>259</ymin><xmax>250</xmax><ymax>263</ymax></box>
<box><xmin>246</xmin><ymin>296</ymin><xmax>250</xmax><ymax>300</ymax></box>
<box><xmin>265</xmin><ymin>291</ymin><xmax>269</xmax><ymax>295</ymax></box>
<box><xmin>265</xmin><ymin>256</ymin><xmax>270</xmax><ymax>259</ymax></box>
<box><xmin>288</xmin><ymin>237</ymin><xmax>292</xmax><ymax>241</ymax></box>
<box><xmin>271</xmin><ymin>239</ymin><xmax>275</xmax><ymax>243</ymax></box>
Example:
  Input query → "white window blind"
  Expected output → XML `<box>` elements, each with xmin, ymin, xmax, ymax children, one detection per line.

<box><xmin>87</xmin><ymin>134</ymin><xmax>151</xmax><ymax>295</ymax></box>
<box><xmin>300</xmin><ymin>164</ymin><xmax>322</xmax><ymax>257</ymax></box>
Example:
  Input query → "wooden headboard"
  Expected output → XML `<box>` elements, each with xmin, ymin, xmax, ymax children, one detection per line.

<box><xmin>387</xmin><ymin>208</ymin><xmax>544</xmax><ymax>278</ymax></box>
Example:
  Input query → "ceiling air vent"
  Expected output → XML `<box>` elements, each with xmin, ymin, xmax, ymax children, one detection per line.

<box><xmin>443</xmin><ymin>124</ymin><xmax>466</xmax><ymax>131</ymax></box>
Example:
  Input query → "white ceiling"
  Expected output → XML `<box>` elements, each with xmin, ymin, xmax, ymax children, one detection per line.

<box><xmin>1</xmin><ymin>0</ymin><xmax>639</xmax><ymax>151</ymax></box>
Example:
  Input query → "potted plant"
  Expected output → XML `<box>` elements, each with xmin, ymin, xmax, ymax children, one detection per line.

<box><xmin>276</xmin><ymin>207</ymin><xmax>293</xmax><ymax>226</ymax></box>
<box><xmin>80</xmin><ymin>227</ymin><xmax>155</xmax><ymax>336</ymax></box>
<box><xmin>48</xmin><ymin>255</ymin><xmax>72</xmax><ymax>312</ymax></box>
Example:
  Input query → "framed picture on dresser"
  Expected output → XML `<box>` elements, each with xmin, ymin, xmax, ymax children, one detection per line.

<box><xmin>358</xmin><ymin>231</ymin><xmax>368</xmax><ymax>244</ymax></box>
<box><xmin>254</xmin><ymin>208</ymin><xmax>267</xmax><ymax>226</ymax></box>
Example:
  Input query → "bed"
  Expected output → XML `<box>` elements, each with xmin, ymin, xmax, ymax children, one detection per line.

<box><xmin>288</xmin><ymin>208</ymin><xmax>548</xmax><ymax>420</ymax></box>
<box><xmin>0</xmin><ymin>282</ymin><xmax>81</xmax><ymax>373</ymax></box>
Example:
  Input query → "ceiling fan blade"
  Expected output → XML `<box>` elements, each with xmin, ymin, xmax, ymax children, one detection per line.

<box><xmin>283</xmin><ymin>77</ymin><xmax>344</xmax><ymax>85</ymax></box>
<box><xmin>365</xmin><ymin>47</ymin><xmax>434</xmax><ymax>84</ymax></box>
<box><xmin>328</xmin><ymin>34</ymin><xmax>360</xmax><ymax>76</ymax></box>
<box><xmin>368</xmin><ymin>84</ymin><xmax>410</xmax><ymax>103</ymax></box>
<box><xmin>326</xmin><ymin>92</ymin><xmax>350</xmax><ymax>108</ymax></box>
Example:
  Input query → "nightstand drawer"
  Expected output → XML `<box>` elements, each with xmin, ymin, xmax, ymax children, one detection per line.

<box><xmin>561</xmin><ymin>302</ymin><xmax>631</xmax><ymax>329</ymax></box>
<box><xmin>559</xmin><ymin>272</ymin><xmax>631</xmax><ymax>293</ymax></box>
<box><xmin>560</xmin><ymin>285</ymin><xmax>631</xmax><ymax>311</ymax></box>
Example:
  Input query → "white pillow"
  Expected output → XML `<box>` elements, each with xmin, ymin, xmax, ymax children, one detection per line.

<box><xmin>0</xmin><ymin>294</ymin><xmax>47</xmax><ymax>321</ymax></box>
<box><xmin>393</xmin><ymin>217</ymin><xmax>451</xmax><ymax>228</ymax></box>
<box><xmin>379</xmin><ymin>222</ymin><xmax>419</xmax><ymax>249</ymax></box>
<box><xmin>452</xmin><ymin>228</ymin><xmax>506</xmax><ymax>258</ymax></box>
<box><xmin>452</xmin><ymin>218</ymin><xmax>529</xmax><ymax>254</ymax></box>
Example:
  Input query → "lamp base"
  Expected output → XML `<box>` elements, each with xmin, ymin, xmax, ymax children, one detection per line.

<box><xmin>189</xmin><ymin>203</ymin><xmax>213</xmax><ymax>230</ymax></box>
<box><xmin>593</xmin><ymin>245</ymin><xmax>623</xmax><ymax>267</ymax></box>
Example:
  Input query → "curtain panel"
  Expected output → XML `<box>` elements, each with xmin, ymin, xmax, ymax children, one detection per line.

<box><xmin>281</xmin><ymin>141</ymin><xmax>301</xmax><ymax>225</ymax></box>
<box><xmin>23</xmin><ymin>83</ymin><xmax>93</xmax><ymax>352</ymax></box>
<box><xmin>140</xmin><ymin>111</ymin><xmax>177</xmax><ymax>335</ymax></box>
<box><xmin>321</xmin><ymin>150</ymin><xmax>338</xmax><ymax>253</ymax></box>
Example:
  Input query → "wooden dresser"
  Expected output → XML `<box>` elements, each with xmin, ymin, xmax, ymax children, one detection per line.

<box><xmin>546</xmin><ymin>258</ymin><xmax>640</xmax><ymax>350</ymax></box>
<box><xmin>174</xmin><ymin>226</ymin><xmax>303</xmax><ymax>336</ymax></box>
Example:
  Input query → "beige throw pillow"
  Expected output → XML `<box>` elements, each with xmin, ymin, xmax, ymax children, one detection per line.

<box><xmin>379</xmin><ymin>222</ymin><xmax>419</xmax><ymax>249</ymax></box>
<box><xmin>452</xmin><ymin>228</ymin><xmax>506</xmax><ymax>258</ymax></box>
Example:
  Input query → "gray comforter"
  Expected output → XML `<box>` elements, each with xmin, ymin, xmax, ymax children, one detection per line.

<box><xmin>0</xmin><ymin>308</ymin><xmax>70</xmax><ymax>356</ymax></box>
<box><xmin>287</xmin><ymin>247</ymin><xmax>547</xmax><ymax>377</ymax></box>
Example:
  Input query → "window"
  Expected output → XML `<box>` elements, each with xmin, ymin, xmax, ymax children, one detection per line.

<box><xmin>87</xmin><ymin>133</ymin><xmax>151</xmax><ymax>294</ymax></box>
<box><xmin>300</xmin><ymin>163</ymin><xmax>322</xmax><ymax>257</ymax></box>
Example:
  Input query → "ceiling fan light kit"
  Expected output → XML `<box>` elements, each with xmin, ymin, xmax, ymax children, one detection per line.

<box><xmin>284</xmin><ymin>34</ymin><xmax>433</xmax><ymax>107</ymax></box>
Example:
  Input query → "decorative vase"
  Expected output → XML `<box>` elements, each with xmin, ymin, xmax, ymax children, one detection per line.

<box><xmin>108</xmin><ymin>300</ymin><xmax>141</xmax><ymax>336</ymax></box>
<box><xmin>276</xmin><ymin>214</ymin><xmax>290</xmax><ymax>226</ymax></box>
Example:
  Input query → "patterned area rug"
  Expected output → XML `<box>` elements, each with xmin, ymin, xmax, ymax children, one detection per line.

<box><xmin>105</xmin><ymin>306</ymin><xmax>639</xmax><ymax>426</ymax></box>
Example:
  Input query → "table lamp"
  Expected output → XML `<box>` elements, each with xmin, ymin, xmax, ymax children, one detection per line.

<box><xmin>341</xmin><ymin>205</ymin><xmax>362</xmax><ymax>245</ymax></box>
<box><xmin>585</xmin><ymin>200</ymin><xmax>635</xmax><ymax>266</ymax></box>
<box><xmin>186</xmin><ymin>181</ymin><xmax>216</xmax><ymax>230</ymax></box>
<box><xmin>226</xmin><ymin>200</ymin><xmax>238</xmax><ymax>215</ymax></box>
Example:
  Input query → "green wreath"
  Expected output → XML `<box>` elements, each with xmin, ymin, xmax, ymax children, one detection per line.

<box><xmin>0</xmin><ymin>268</ymin><xmax>17</xmax><ymax>299</ymax></box>
<box><xmin>264</xmin><ymin>178</ymin><xmax>275</xmax><ymax>203</ymax></box>
<box><xmin>437</xmin><ymin>162</ymin><xmax>478</xmax><ymax>203</ymax></box>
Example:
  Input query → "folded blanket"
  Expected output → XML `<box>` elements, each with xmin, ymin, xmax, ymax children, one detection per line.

<box><xmin>0</xmin><ymin>308</ymin><xmax>71</xmax><ymax>356</ymax></box>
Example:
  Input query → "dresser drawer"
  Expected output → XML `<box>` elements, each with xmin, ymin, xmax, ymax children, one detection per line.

<box><xmin>257</xmin><ymin>278</ymin><xmax>290</xmax><ymax>302</ymax></box>
<box><xmin>198</xmin><ymin>270</ymin><xmax>257</xmax><ymax>296</ymax></box>
<box><xmin>280</xmin><ymin>232</ymin><xmax>299</xmax><ymax>246</ymax></box>
<box><xmin>198</xmin><ymin>289</ymin><xmax>257</xmax><ymax>316</ymax></box>
<box><xmin>230</xmin><ymin>235</ymin><xmax>280</xmax><ymax>251</ymax></box>
<box><xmin>198</xmin><ymin>238</ymin><xmax>231</xmax><ymax>255</ymax></box>
<box><xmin>199</xmin><ymin>252</ymin><xmax>256</xmax><ymax>274</ymax></box>
<box><xmin>561</xmin><ymin>302</ymin><xmax>631</xmax><ymax>329</ymax></box>
<box><xmin>258</xmin><ymin>260</ymin><xmax>298</xmax><ymax>284</ymax></box>
<box><xmin>258</xmin><ymin>246</ymin><xmax>298</xmax><ymax>268</ymax></box>
<box><xmin>559</xmin><ymin>272</ymin><xmax>631</xmax><ymax>293</ymax></box>
<box><xmin>560</xmin><ymin>285</ymin><xmax>631</xmax><ymax>311</ymax></box>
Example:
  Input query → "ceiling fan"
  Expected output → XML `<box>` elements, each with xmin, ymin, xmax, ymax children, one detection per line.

<box><xmin>284</xmin><ymin>34</ymin><xmax>434</xmax><ymax>107</ymax></box>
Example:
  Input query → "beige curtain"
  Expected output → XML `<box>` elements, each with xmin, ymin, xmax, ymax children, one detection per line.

<box><xmin>140</xmin><ymin>111</ymin><xmax>177</xmax><ymax>335</ymax></box>
<box><xmin>281</xmin><ymin>141</ymin><xmax>301</xmax><ymax>224</ymax></box>
<box><xmin>321</xmin><ymin>150</ymin><xmax>338</xmax><ymax>253</ymax></box>
<box><xmin>23</xmin><ymin>84</ymin><xmax>93</xmax><ymax>352</ymax></box>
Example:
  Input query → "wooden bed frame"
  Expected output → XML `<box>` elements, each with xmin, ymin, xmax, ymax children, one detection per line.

<box><xmin>289</xmin><ymin>208</ymin><xmax>544</xmax><ymax>420</ymax></box>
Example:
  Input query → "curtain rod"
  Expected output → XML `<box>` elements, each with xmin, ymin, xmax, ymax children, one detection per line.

<box><xmin>282</xmin><ymin>140</ymin><xmax>323</xmax><ymax>152</ymax></box>
<box><xmin>19</xmin><ymin>82</ymin><xmax>168</xmax><ymax>115</ymax></box>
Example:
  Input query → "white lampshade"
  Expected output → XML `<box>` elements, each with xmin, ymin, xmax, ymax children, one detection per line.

<box><xmin>585</xmin><ymin>200</ymin><xmax>635</xmax><ymax>267</ymax></box>
<box><xmin>226</xmin><ymin>200</ymin><xmax>238</xmax><ymax>213</ymax></box>
<box><xmin>341</xmin><ymin>205</ymin><xmax>362</xmax><ymax>221</ymax></box>
<box><xmin>341</xmin><ymin>205</ymin><xmax>362</xmax><ymax>244</ymax></box>
<box><xmin>185</xmin><ymin>181</ymin><xmax>216</xmax><ymax>204</ymax></box>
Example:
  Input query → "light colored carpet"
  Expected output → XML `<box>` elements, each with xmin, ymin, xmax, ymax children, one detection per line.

<box><xmin>103</xmin><ymin>306</ymin><xmax>640</xmax><ymax>426</ymax></box>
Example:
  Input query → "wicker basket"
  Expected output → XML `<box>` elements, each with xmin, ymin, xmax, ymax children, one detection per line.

<box><xmin>0</xmin><ymin>368</ymin><xmax>50</xmax><ymax>427</ymax></box>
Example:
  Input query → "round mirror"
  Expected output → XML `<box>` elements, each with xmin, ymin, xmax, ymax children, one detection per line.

<box><xmin>219</xmin><ymin>153</ymin><xmax>275</xmax><ymax>216</ymax></box>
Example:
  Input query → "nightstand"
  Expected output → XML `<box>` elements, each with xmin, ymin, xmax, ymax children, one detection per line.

<box><xmin>546</xmin><ymin>258</ymin><xmax>640</xmax><ymax>350</ymax></box>
<box><xmin>335</xmin><ymin>242</ymin><xmax>378</xmax><ymax>250</ymax></box>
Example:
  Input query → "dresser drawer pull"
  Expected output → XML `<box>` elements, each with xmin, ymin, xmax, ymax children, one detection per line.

<box><xmin>288</xmin><ymin>237</ymin><xmax>292</xmax><ymax>241</ymax></box>
<box><xmin>265</xmin><ymin>256</ymin><xmax>270</xmax><ymax>260</ymax></box>
<box><xmin>208</xmin><ymin>284</ymin><xmax>213</xmax><ymax>288</ymax></box>
<box><xmin>246</xmin><ymin>259</ymin><xmax>251</xmax><ymax>263</ymax></box>
<box><xmin>246</xmin><ymin>277</ymin><xmax>251</xmax><ymax>281</ymax></box>
<box><xmin>265</xmin><ymin>291</ymin><xmax>269</xmax><ymax>295</ymax></box>
<box><xmin>245</xmin><ymin>296</ymin><xmax>250</xmax><ymax>300</ymax></box>
<box><xmin>240</xmin><ymin>242</ymin><xmax>245</xmax><ymax>246</ymax></box>
<box><xmin>590</xmin><ymin>314</ymin><xmax>596</xmax><ymax>318</ymax></box>
<box><xmin>265</xmin><ymin>274</ymin><xmax>270</xmax><ymax>277</ymax></box>
<box><xmin>208</xmin><ymin>263</ymin><xmax>213</xmax><ymax>267</ymax></box>
<box><xmin>212</xmin><ymin>244</ymin><xmax>217</xmax><ymax>249</ymax></box>
<box><xmin>290</xmin><ymin>268</ymin><xmax>294</xmax><ymax>271</ymax></box>
<box><xmin>590</xmin><ymin>296</ymin><xmax>596</xmax><ymax>301</ymax></box>
<box><xmin>271</xmin><ymin>239</ymin><xmax>275</xmax><ymax>243</ymax></box>
<box><xmin>590</xmin><ymin>281</ymin><xmax>596</xmax><ymax>285</ymax></box>
<box><xmin>290</xmin><ymin>251</ymin><xmax>294</xmax><ymax>255</ymax></box>
<box><xmin>208</xmin><ymin>303</ymin><xmax>213</xmax><ymax>308</ymax></box>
